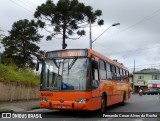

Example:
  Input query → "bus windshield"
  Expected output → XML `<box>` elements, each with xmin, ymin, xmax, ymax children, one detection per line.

<box><xmin>40</xmin><ymin>58</ymin><xmax>90</xmax><ymax>91</ymax></box>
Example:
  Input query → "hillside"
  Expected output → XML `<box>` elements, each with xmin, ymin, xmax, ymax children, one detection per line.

<box><xmin>0</xmin><ymin>64</ymin><xmax>39</xmax><ymax>86</ymax></box>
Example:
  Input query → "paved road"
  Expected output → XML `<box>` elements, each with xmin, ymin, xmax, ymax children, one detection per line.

<box><xmin>1</xmin><ymin>94</ymin><xmax>160</xmax><ymax>121</ymax></box>
<box><xmin>0</xmin><ymin>100</ymin><xmax>39</xmax><ymax>112</ymax></box>
<box><xmin>27</xmin><ymin>94</ymin><xmax>160</xmax><ymax>121</ymax></box>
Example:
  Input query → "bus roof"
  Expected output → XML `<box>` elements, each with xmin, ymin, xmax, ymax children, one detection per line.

<box><xmin>45</xmin><ymin>48</ymin><xmax>128</xmax><ymax>71</ymax></box>
<box><xmin>45</xmin><ymin>49</ymin><xmax>88</xmax><ymax>58</ymax></box>
<box><xmin>88</xmin><ymin>49</ymin><xmax>128</xmax><ymax>71</ymax></box>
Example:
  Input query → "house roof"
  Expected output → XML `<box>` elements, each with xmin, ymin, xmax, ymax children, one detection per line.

<box><xmin>134</xmin><ymin>68</ymin><xmax>160</xmax><ymax>74</ymax></box>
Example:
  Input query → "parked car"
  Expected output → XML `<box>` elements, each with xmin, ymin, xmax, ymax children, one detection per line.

<box><xmin>143</xmin><ymin>90</ymin><xmax>150</xmax><ymax>95</ymax></box>
<box><xmin>143</xmin><ymin>88</ymin><xmax>160</xmax><ymax>95</ymax></box>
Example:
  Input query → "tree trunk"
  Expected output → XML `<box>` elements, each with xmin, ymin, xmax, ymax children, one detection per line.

<box><xmin>62</xmin><ymin>16</ymin><xmax>67</xmax><ymax>49</ymax></box>
<box><xmin>62</xmin><ymin>28</ymin><xmax>66</xmax><ymax>49</ymax></box>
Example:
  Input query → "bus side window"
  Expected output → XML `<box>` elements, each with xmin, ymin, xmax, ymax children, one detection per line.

<box><xmin>116</xmin><ymin>67</ymin><xmax>120</xmax><ymax>81</ymax></box>
<box><xmin>111</xmin><ymin>65</ymin><xmax>117</xmax><ymax>80</ymax></box>
<box><xmin>123</xmin><ymin>70</ymin><xmax>127</xmax><ymax>82</ymax></box>
<box><xmin>126</xmin><ymin>71</ymin><xmax>129</xmax><ymax>82</ymax></box>
<box><xmin>120</xmin><ymin>69</ymin><xmax>124</xmax><ymax>82</ymax></box>
<box><xmin>99</xmin><ymin>60</ymin><xmax>106</xmax><ymax>79</ymax></box>
<box><xmin>106</xmin><ymin>62</ymin><xmax>112</xmax><ymax>80</ymax></box>
<box><xmin>125</xmin><ymin>71</ymin><xmax>128</xmax><ymax>78</ymax></box>
<box><xmin>123</xmin><ymin>70</ymin><xmax>126</xmax><ymax>78</ymax></box>
<box><xmin>127</xmin><ymin>71</ymin><xmax>129</xmax><ymax>77</ymax></box>
<box><xmin>92</xmin><ymin>60</ymin><xmax>99</xmax><ymax>89</ymax></box>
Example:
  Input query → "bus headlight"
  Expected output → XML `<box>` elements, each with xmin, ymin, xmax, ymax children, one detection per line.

<box><xmin>75</xmin><ymin>98</ymin><xmax>86</xmax><ymax>103</ymax></box>
<box><xmin>40</xmin><ymin>98</ymin><xmax>48</xmax><ymax>102</ymax></box>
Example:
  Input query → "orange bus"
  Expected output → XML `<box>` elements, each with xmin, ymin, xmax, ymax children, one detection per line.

<box><xmin>37</xmin><ymin>49</ymin><xmax>130</xmax><ymax>113</ymax></box>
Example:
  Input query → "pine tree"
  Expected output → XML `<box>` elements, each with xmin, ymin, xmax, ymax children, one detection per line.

<box><xmin>34</xmin><ymin>0</ymin><xmax>104</xmax><ymax>49</ymax></box>
<box><xmin>1</xmin><ymin>19</ymin><xmax>44</xmax><ymax>68</ymax></box>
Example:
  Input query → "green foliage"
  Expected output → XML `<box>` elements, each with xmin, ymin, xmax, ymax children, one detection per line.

<box><xmin>0</xmin><ymin>64</ymin><xmax>39</xmax><ymax>86</ymax></box>
<box><xmin>0</xmin><ymin>27</ymin><xmax>4</xmax><ymax>42</ymax></box>
<box><xmin>1</xmin><ymin>19</ymin><xmax>44</xmax><ymax>69</ymax></box>
<box><xmin>34</xmin><ymin>0</ymin><xmax>104</xmax><ymax>49</ymax></box>
<box><xmin>0</xmin><ymin>28</ymin><xmax>4</xmax><ymax>41</ymax></box>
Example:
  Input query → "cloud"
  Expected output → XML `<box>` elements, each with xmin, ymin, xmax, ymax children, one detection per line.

<box><xmin>1</xmin><ymin>0</ymin><xmax>160</xmax><ymax>71</ymax></box>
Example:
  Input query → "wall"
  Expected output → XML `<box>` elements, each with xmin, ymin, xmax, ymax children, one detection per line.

<box><xmin>134</xmin><ymin>73</ymin><xmax>151</xmax><ymax>85</ymax></box>
<box><xmin>133</xmin><ymin>73</ymin><xmax>149</xmax><ymax>93</ymax></box>
<box><xmin>0</xmin><ymin>82</ymin><xmax>39</xmax><ymax>101</ymax></box>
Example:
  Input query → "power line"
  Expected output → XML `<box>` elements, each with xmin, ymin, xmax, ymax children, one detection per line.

<box><xmin>27</xmin><ymin>0</ymin><xmax>39</xmax><ymax>7</ymax></box>
<box><xmin>94</xmin><ymin>42</ymin><xmax>116</xmax><ymax>53</ymax></box>
<box><xmin>23</xmin><ymin>0</ymin><xmax>37</xmax><ymax>8</ymax></box>
<box><xmin>17</xmin><ymin>0</ymin><xmax>35</xmax><ymax>10</ymax></box>
<box><xmin>11</xmin><ymin>0</ymin><xmax>160</xmax><ymax>55</ymax></box>
<box><xmin>108</xmin><ymin>43</ymin><xmax>160</xmax><ymax>56</ymax></box>
<box><xmin>107</xmin><ymin>8</ymin><xmax>160</xmax><ymax>39</ymax></box>
<box><xmin>93</xmin><ymin>8</ymin><xmax>160</xmax><ymax>53</ymax></box>
<box><xmin>96</xmin><ymin>42</ymin><xmax>160</xmax><ymax>59</ymax></box>
<box><xmin>128</xmin><ymin>63</ymin><xmax>160</xmax><ymax>68</ymax></box>
<box><xmin>10</xmin><ymin>0</ymin><xmax>34</xmax><ymax>14</ymax></box>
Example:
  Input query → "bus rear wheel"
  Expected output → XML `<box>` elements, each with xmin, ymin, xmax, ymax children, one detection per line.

<box><xmin>100</xmin><ymin>94</ymin><xmax>106</xmax><ymax>113</ymax></box>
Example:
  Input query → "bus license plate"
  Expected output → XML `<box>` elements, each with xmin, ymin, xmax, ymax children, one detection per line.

<box><xmin>58</xmin><ymin>105</ymin><xmax>66</xmax><ymax>109</ymax></box>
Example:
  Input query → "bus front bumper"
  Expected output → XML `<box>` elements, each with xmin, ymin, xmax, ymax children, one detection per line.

<box><xmin>40</xmin><ymin>100</ymin><xmax>92</xmax><ymax>111</ymax></box>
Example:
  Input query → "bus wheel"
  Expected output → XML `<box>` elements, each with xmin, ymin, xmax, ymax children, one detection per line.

<box><xmin>100</xmin><ymin>94</ymin><xmax>106</xmax><ymax>113</ymax></box>
<box><xmin>121</xmin><ymin>92</ymin><xmax>126</xmax><ymax>106</ymax></box>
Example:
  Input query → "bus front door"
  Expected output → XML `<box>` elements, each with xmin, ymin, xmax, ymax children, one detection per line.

<box><xmin>91</xmin><ymin>59</ymin><xmax>101</xmax><ymax>110</ymax></box>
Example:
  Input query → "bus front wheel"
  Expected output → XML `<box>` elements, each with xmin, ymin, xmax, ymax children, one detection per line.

<box><xmin>100</xmin><ymin>94</ymin><xmax>106</xmax><ymax>113</ymax></box>
<box><xmin>121</xmin><ymin>92</ymin><xmax>126</xmax><ymax>106</ymax></box>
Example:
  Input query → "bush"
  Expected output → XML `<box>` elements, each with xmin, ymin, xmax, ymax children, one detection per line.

<box><xmin>0</xmin><ymin>64</ymin><xmax>39</xmax><ymax>86</ymax></box>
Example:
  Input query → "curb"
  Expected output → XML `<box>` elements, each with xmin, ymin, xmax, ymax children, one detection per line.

<box><xmin>0</xmin><ymin>109</ymin><xmax>14</xmax><ymax>113</ymax></box>
<box><xmin>0</xmin><ymin>106</ymin><xmax>40</xmax><ymax>113</ymax></box>
<box><xmin>31</xmin><ymin>106</ymin><xmax>40</xmax><ymax>110</ymax></box>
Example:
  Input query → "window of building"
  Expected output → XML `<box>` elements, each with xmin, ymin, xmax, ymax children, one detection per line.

<box><xmin>138</xmin><ymin>76</ymin><xmax>144</xmax><ymax>79</ymax></box>
<box><xmin>152</xmin><ymin>75</ymin><xmax>159</xmax><ymax>80</ymax></box>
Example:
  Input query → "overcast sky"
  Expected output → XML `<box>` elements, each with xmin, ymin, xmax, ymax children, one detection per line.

<box><xmin>1</xmin><ymin>0</ymin><xmax>160</xmax><ymax>72</ymax></box>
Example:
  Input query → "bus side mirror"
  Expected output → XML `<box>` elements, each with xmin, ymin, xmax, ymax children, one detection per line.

<box><xmin>36</xmin><ymin>62</ymin><xmax>39</xmax><ymax>71</ymax></box>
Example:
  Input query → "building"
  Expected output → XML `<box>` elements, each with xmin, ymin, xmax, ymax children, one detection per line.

<box><xmin>129</xmin><ymin>73</ymin><xmax>133</xmax><ymax>92</ymax></box>
<box><xmin>133</xmin><ymin>68</ymin><xmax>160</xmax><ymax>93</ymax></box>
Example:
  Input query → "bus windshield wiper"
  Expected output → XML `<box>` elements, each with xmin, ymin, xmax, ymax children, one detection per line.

<box><xmin>68</xmin><ymin>57</ymin><xmax>78</xmax><ymax>69</ymax></box>
<box><xmin>52</xmin><ymin>58</ymin><xmax>59</xmax><ymax>69</ymax></box>
<box><xmin>52</xmin><ymin>58</ymin><xmax>61</xmax><ymax>76</ymax></box>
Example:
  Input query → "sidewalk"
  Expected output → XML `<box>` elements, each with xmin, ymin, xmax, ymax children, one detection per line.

<box><xmin>0</xmin><ymin>100</ymin><xmax>39</xmax><ymax>112</ymax></box>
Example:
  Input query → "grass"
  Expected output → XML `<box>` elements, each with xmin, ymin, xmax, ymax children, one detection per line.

<box><xmin>0</xmin><ymin>64</ymin><xmax>39</xmax><ymax>86</ymax></box>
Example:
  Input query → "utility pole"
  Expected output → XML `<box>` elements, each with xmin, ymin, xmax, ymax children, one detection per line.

<box><xmin>89</xmin><ymin>20</ymin><xmax>92</xmax><ymax>49</ymax></box>
<box><xmin>89</xmin><ymin>23</ymin><xmax>120</xmax><ymax>49</ymax></box>
<box><xmin>134</xmin><ymin>59</ymin><xmax>135</xmax><ymax>73</ymax></box>
<box><xmin>133</xmin><ymin>59</ymin><xmax>135</xmax><ymax>93</ymax></box>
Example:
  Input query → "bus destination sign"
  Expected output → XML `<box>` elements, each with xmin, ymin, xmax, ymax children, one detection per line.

<box><xmin>45</xmin><ymin>49</ymin><xmax>88</xmax><ymax>58</ymax></box>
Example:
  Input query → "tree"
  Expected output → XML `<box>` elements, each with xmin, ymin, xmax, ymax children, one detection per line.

<box><xmin>34</xmin><ymin>0</ymin><xmax>104</xmax><ymax>49</ymax></box>
<box><xmin>0</xmin><ymin>27</ymin><xmax>4</xmax><ymax>48</ymax></box>
<box><xmin>1</xmin><ymin>19</ymin><xmax>43</xmax><ymax>69</ymax></box>
<box><xmin>0</xmin><ymin>27</ymin><xmax>4</xmax><ymax>64</ymax></box>
<box><xmin>0</xmin><ymin>27</ymin><xmax>4</xmax><ymax>41</ymax></box>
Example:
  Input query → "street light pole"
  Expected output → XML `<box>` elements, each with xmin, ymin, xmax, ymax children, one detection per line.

<box><xmin>89</xmin><ymin>20</ymin><xmax>92</xmax><ymax>49</ymax></box>
<box><xmin>89</xmin><ymin>23</ymin><xmax>120</xmax><ymax>49</ymax></box>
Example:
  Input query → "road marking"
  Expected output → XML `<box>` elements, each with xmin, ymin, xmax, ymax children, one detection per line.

<box><xmin>134</xmin><ymin>118</ymin><xmax>145</xmax><ymax>121</ymax></box>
